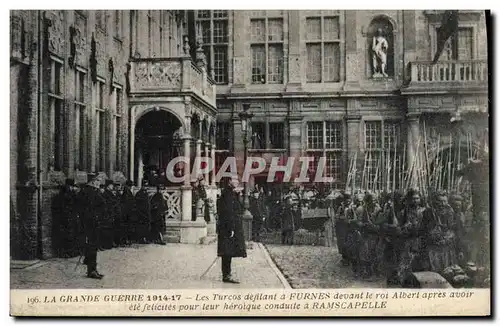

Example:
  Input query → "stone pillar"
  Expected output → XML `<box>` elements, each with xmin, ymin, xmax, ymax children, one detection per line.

<box><xmin>346</xmin><ymin>114</ymin><xmax>362</xmax><ymax>190</ymax></box>
<box><xmin>204</xmin><ymin>143</ymin><xmax>210</xmax><ymax>181</ymax></box>
<box><xmin>210</xmin><ymin>144</ymin><xmax>216</xmax><ymax>187</ymax></box>
<box><xmin>344</xmin><ymin>11</ymin><xmax>359</xmax><ymax>90</ymax></box>
<box><xmin>407</xmin><ymin>113</ymin><xmax>421</xmax><ymax>189</ymax></box>
<box><xmin>137</xmin><ymin>150</ymin><xmax>143</xmax><ymax>187</ymax></box>
<box><xmin>181</xmin><ymin>136</ymin><xmax>192</xmax><ymax>222</ymax></box>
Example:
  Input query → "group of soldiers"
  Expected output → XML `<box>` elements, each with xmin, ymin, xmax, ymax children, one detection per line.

<box><xmin>52</xmin><ymin>176</ymin><xmax>168</xmax><ymax>260</ymax></box>
<box><xmin>331</xmin><ymin>188</ymin><xmax>489</xmax><ymax>287</ymax></box>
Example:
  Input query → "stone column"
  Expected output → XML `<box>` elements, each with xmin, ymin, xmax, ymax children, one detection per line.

<box><xmin>137</xmin><ymin>150</ymin><xmax>143</xmax><ymax>187</ymax></box>
<box><xmin>206</xmin><ymin>145</ymin><xmax>216</xmax><ymax>237</ymax></box>
<box><xmin>204</xmin><ymin>143</ymin><xmax>210</xmax><ymax>181</ymax></box>
<box><xmin>181</xmin><ymin>136</ymin><xmax>192</xmax><ymax>222</ymax></box>
<box><xmin>346</xmin><ymin>114</ymin><xmax>362</xmax><ymax>190</ymax></box>
<box><xmin>211</xmin><ymin>144</ymin><xmax>216</xmax><ymax>187</ymax></box>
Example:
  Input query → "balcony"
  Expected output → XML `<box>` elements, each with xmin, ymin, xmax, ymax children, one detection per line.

<box><xmin>128</xmin><ymin>57</ymin><xmax>216</xmax><ymax>108</ymax></box>
<box><xmin>404</xmin><ymin>60</ymin><xmax>488</xmax><ymax>93</ymax></box>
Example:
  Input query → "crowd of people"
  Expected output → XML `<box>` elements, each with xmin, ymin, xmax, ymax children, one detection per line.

<box><xmin>52</xmin><ymin>174</ymin><xmax>167</xmax><ymax>278</ymax></box>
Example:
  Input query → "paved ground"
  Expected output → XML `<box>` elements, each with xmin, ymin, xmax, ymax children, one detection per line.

<box><xmin>266</xmin><ymin>244</ymin><xmax>386</xmax><ymax>289</ymax></box>
<box><xmin>10</xmin><ymin>243</ymin><xmax>286</xmax><ymax>289</ymax></box>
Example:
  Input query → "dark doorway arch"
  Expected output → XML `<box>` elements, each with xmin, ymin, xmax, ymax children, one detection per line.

<box><xmin>134</xmin><ymin>110</ymin><xmax>182</xmax><ymax>186</ymax></box>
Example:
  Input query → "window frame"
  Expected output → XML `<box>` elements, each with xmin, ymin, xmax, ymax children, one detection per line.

<box><xmin>250</xmin><ymin>120</ymin><xmax>286</xmax><ymax>150</ymax></box>
<box><xmin>48</xmin><ymin>56</ymin><xmax>65</xmax><ymax>172</ymax></box>
<box><xmin>74</xmin><ymin>67</ymin><xmax>87</xmax><ymax>171</ymax></box>
<box><xmin>305</xmin><ymin>13</ymin><xmax>341</xmax><ymax>83</ymax></box>
<box><xmin>93</xmin><ymin>78</ymin><xmax>107</xmax><ymax>172</ymax></box>
<box><xmin>250</xmin><ymin>14</ymin><xmax>284</xmax><ymax>84</ymax></box>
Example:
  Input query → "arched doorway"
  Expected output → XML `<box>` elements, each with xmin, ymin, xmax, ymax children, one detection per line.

<box><xmin>134</xmin><ymin>109</ymin><xmax>183</xmax><ymax>186</ymax></box>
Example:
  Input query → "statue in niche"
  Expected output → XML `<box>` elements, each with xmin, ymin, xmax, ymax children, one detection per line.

<box><xmin>372</xmin><ymin>28</ymin><xmax>389</xmax><ymax>78</ymax></box>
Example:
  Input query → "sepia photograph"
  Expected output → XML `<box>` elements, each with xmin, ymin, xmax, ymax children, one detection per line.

<box><xmin>8</xmin><ymin>8</ymin><xmax>491</xmax><ymax>316</ymax></box>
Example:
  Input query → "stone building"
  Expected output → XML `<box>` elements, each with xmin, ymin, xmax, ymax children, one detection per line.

<box><xmin>199</xmin><ymin>10</ymin><xmax>488</xmax><ymax>191</ymax></box>
<box><xmin>10</xmin><ymin>10</ymin><xmax>217</xmax><ymax>260</ymax></box>
<box><xmin>10</xmin><ymin>10</ymin><xmax>489</xmax><ymax>260</ymax></box>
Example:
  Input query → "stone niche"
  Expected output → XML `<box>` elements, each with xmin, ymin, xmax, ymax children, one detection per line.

<box><xmin>366</xmin><ymin>15</ymin><xmax>395</xmax><ymax>79</ymax></box>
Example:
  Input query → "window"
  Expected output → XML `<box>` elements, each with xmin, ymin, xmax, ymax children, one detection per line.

<box><xmin>216</xmin><ymin>121</ymin><xmax>232</xmax><ymax>150</ymax></box>
<box><xmin>95</xmin><ymin>10</ymin><xmax>106</xmax><ymax>31</ymax></box>
<box><xmin>113</xmin><ymin>10</ymin><xmax>122</xmax><ymax>38</ymax></box>
<box><xmin>93</xmin><ymin>79</ymin><xmax>106</xmax><ymax>172</ymax></box>
<box><xmin>364</xmin><ymin>121</ymin><xmax>403</xmax><ymax>190</ymax></box>
<box><xmin>48</xmin><ymin>58</ymin><xmax>65</xmax><ymax>171</ymax></box>
<box><xmin>251</xmin><ymin>121</ymin><xmax>286</xmax><ymax>150</ymax></box>
<box><xmin>113</xmin><ymin>86</ymin><xmax>123</xmax><ymax>170</ymax></box>
<box><xmin>306</xmin><ymin>121</ymin><xmax>344</xmax><ymax>186</ymax></box>
<box><xmin>306</xmin><ymin>13</ymin><xmax>341</xmax><ymax>83</ymax></box>
<box><xmin>250</xmin><ymin>15</ymin><xmax>284</xmax><ymax>84</ymax></box>
<box><xmin>439</xmin><ymin>27</ymin><xmax>473</xmax><ymax>61</ymax></box>
<box><xmin>196</xmin><ymin>10</ymin><xmax>229</xmax><ymax>84</ymax></box>
<box><xmin>75</xmin><ymin>69</ymin><xmax>86</xmax><ymax>170</ymax></box>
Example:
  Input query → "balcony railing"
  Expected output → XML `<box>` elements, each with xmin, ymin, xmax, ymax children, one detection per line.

<box><xmin>128</xmin><ymin>57</ymin><xmax>216</xmax><ymax>107</ymax></box>
<box><xmin>407</xmin><ymin>60</ymin><xmax>488</xmax><ymax>88</ymax></box>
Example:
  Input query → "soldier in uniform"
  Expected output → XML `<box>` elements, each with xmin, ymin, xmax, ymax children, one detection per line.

<box><xmin>150</xmin><ymin>186</ymin><xmax>167</xmax><ymax>245</ymax></box>
<box><xmin>422</xmin><ymin>191</ymin><xmax>458</xmax><ymax>273</ymax></box>
<box><xmin>280</xmin><ymin>195</ymin><xmax>296</xmax><ymax>245</ymax></box>
<box><xmin>102</xmin><ymin>180</ymin><xmax>119</xmax><ymax>249</ymax></box>
<box><xmin>395</xmin><ymin>189</ymin><xmax>425</xmax><ymax>285</ymax></box>
<box><xmin>335</xmin><ymin>192</ymin><xmax>353</xmax><ymax>266</ymax></box>
<box><xmin>357</xmin><ymin>192</ymin><xmax>382</xmax><ymax>278</ymax></box>
<box><xmin>135</xmin><ymin>181</ymin><xmax>151</xmax><ymax>244</ymax></box>
<box><xmin>80</xmin><ymin>173</ymin><xmax>105</xmax><ymax>279</ymax></box>
<box><xmin>249</xmin><ymin>189</ymin><xmax>264</xmax><ymax>242</ymax></box>
<box><xmin>52</xmin><ymin>178</ymin><xmax>81</xmax><ymax>258</ymax></box>
<box><xmin>217</xmin><ymin>178</ymin><xmax>247</xmax><ymax>283</ymax></box>
<box><xmin>449</xmin><ymin>193</ymin><xmax>466</xmax><ymax>263</ymax></box>
<box><xmin>120</xmin><ymin>180</ymin><xmax>135</xmax><ymax>246</ymax></box>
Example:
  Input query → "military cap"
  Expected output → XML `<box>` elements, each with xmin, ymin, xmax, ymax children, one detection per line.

<box><xmin>65</xmin><ymin>178</ymin><xmax>75</xmax><ymax>186</ymax></box>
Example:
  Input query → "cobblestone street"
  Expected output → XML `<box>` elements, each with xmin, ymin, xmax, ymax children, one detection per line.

<box><xmin>11</xmin><ymin>243</ymin><xmax>287</xmax><ymax>289</ymax></box>
<box><xmin>266</xmin><ymin>244</ymin><xmax>386</xmax><ymax>289</ymax></box>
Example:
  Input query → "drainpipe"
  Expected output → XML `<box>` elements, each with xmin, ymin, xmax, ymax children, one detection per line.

<box><xmin>36</xmin><ymin>10</ymin><xmax>44</xmax><ymax>259</ymax></box>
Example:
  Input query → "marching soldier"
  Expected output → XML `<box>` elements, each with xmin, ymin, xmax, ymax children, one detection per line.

<box><xmin>150</xmin><ymin>186</ymin><xmax>167</xmax><ymax>245</ymax></box>
<box><xmin>357</xmin><ymin>192</ymin><xmax>381</xmax><ymax>278</ymax></box>
<box><xmin>80</xmin><ymin>173</ymin><xmax>106</xmax><ymax>279</ymax></box>
<box><xmin>249</xmin><ymin>189</ymin><xmax>264</xmax><ymax>242</ymax></box>
<box><xmin>135</xmin><ymin>181</ymin><xmax>151</xmax><ymax>244</ymax></box>
<box><xmin>335</xmin><ymin>192</ymin><xmax>353</xmax><ymax>266</ymax></box>
<box><xmin>422</xmin><ymin>191</ymin><xmax>458</xmax><ymax>273</ymax></box>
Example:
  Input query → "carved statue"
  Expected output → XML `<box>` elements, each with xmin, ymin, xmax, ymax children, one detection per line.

<box><xmin>372</xmin><ymin>28</ymin><xmax>389</xmax><ymax>78</ymax></box>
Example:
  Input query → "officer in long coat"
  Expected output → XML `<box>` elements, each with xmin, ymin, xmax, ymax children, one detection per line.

<box><xmin>150</xmin><ymin>186</ymin><xmax>167</xmax><ymax>245</ymax></box>
<box><xmin>216</xmin><ymin>178</ymin><xmax>247</xmax><ymax>283</ymax></box>
<box><xmin>249</xmin><ymin>189</ymin><xmax>264</xmax><ymax>242</ymax></box>
<box><xmin>281</xmin><ymin>196</ymin><xmax>296</xmax><ymax>245</ymax></box>
<box><xmin>79</xmin><ymin>173</ymin><xmax>105</xmax><ymax>279</ymax></box>
<box><xmin>135</xmin><ymin>181</ymin><xmax>151</xmax><ymax>244</ymax></box>
<box><xmin>102</xmin><ymin>180</ymin><xmax>119</xmax><ymax>249</ymax></box>
<box><xmin>52</xmin><ymin>178</ymin><xmax>81</xmax><ymax>258</ymax></box>
<box><xmin>120</xmin><ymin>180</ymin><xmax>135</xmax><ymax>245</ymax></box>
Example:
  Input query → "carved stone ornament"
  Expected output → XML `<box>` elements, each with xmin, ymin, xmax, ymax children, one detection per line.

<box><xmin>113</xmin><ymin>39</ymin><xmax>125</xmax><ymax>82</ymax></box>
<box><xmin>95</xmin><ymin>29</ymin><xmax>106</xmax><ymax>77</ymax></box>
<box><xmin>47</xmin><ymin>10</ymin><xmax>65</xmax><ymax>56</ymax></box>
<box><xmin>10</xmin><ymin>13</ymin><xmax>27</xmax><ymax>63</ymax></box>
<box><xmin>134</xmin><ymin>61</ymin><xmax>181</xmax><ymax>89</ymax></box>
<box><xmin>73</xmin><ymin>15</ymin><xmax>87</xmax><ymax>67</ymax></box>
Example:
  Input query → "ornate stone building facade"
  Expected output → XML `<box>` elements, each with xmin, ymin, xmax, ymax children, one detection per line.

<box><xmin>198</xmin><ymin>10</ymin><xmax>488</xmax><ymax>191</ymax></box>
<box><xmin>10</xmin><ymin>10</ymin><xmax>217</xmax><ymax>260</ymax></box>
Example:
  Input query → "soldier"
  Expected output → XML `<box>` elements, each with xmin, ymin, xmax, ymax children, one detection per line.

<box><xmin>281</xmin><ymin>195</ymin><xmax>296</xmax><ymax>245</ymax></box>
<box><xmin>217</xmin><ymin>178</ymin><xmax>247</xmax><ymax>283</ymax></box>
<box><xmin>52</xmin><ymin>178</ymin><xmax>80</xmax><ymax>258</ymax></box>
<box><xmin>101</xmin><ymin>180</ymin><xmax>119</xmax><ymax>249</ymax></box>
<box><xmin>80</xmin><ymin>173</ymin><xmax>105</xmax><ymax>279</ymax></box>
<box><xmin>357</xmin><ymin>192</ymin><xmax>382</xmax><ymax>278</ymax></box>
<box><xmin>335</xmin><ymin>192</ymin><xmax>352</xmax><ymax>266</ymax></box>
<box><xmin>395</xmin><ymin>189</ymin><xmax>425</xmax><ymax>285</ymax></box>
<box><xmin>449</xmin><ymin>193</ymin><xmax>466</xmax><ymax>263</ymax></box>
<box><xmin>135</xmin><ymin>181</ymin><xmax>151</xmax><ymax>244</ymax></box>
<box><xmin>120</xmin><ymin>180</ymin><xmax>135</xmax><ymax>246</ymax></box>
<box><xmin>150</xmin><ymin>186</ymin><xmax>167</xmax><ymax>245</ymax></box>
<box><xmin>249</xmin><ymin>189</ymin><xmax>264</xmax><ymax>242</ymax></box>
<box><xmin>422</xmin><ymin>191</ymin><xmax>458</xmax><ymax>273</ymax></box>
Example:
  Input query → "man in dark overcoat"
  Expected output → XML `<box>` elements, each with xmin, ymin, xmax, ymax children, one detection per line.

<box><xmin>150</xmin><ymin>186</ymin><xmax>167</xmax><ymax>245</ymax></box>
<box><xmin>216</xmin><ymin>178</ymin><xmax>247</xmax><ymax>283</ymax></box>
<box><xmin>79</xmin><ymin>173</ymin><xmax>105</xmax><ymax>279</ymax></box>
<box><xmin>281</xmin><ymin>196</ymin><xmax>296</xmax><ymax>245</ymax></box>
<box><xmin>135</xmin><ymin>181</ymin><xmax>151</xmax><ymax>244</ymax></box>
<box><xmin>249</xmin><ymin>189</ymin><xmax>264</xmax><ymax>242</ymax></box>
<box><xmin>102</xmin><ymin>180</ymin><xmax>119</xmax><ymax>249</ymax></box>
<box><xmin>120</xmin><ymin>180</ymin><xmax>135</xmax><ymax>245</ymax></box>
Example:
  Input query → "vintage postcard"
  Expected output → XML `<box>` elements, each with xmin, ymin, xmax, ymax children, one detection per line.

<box><xmin>9</xmin><ymin>9</ymin><xmax>490</xmax><ymax>317</ymax></box>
